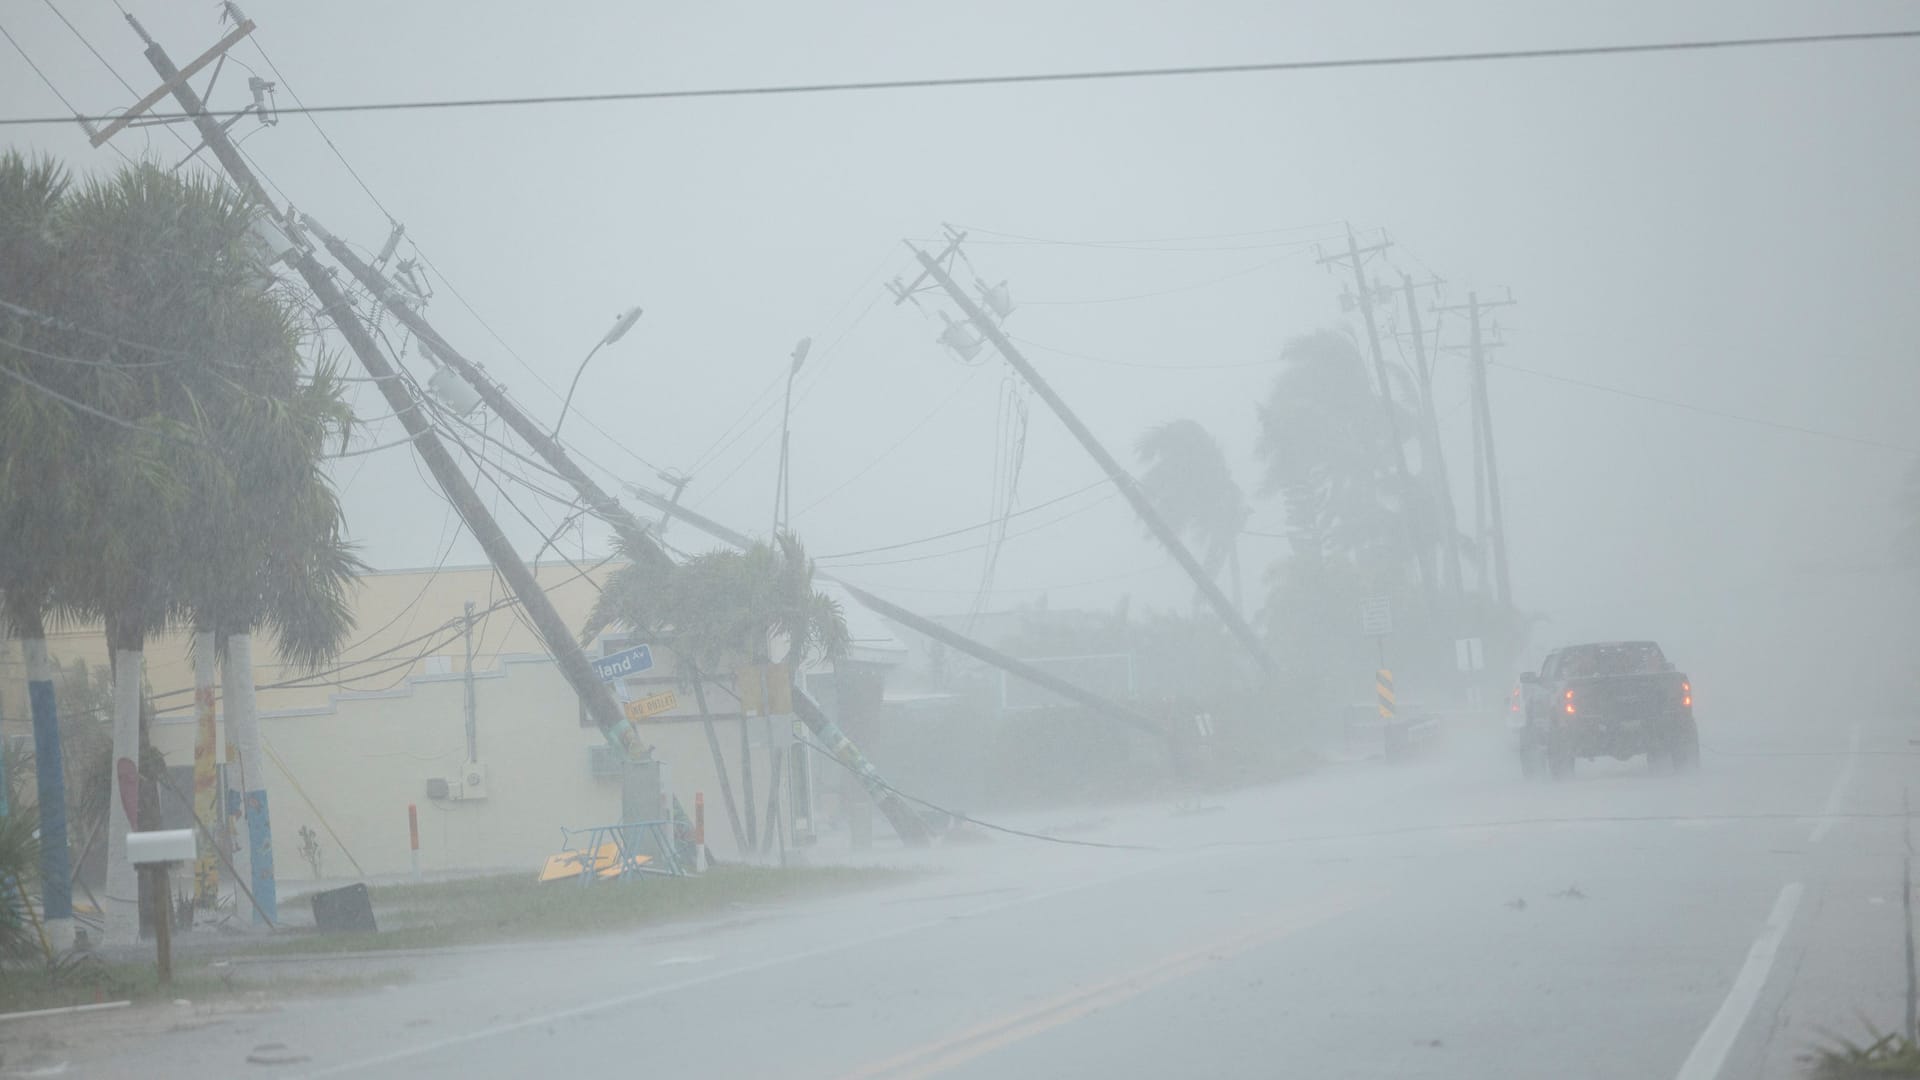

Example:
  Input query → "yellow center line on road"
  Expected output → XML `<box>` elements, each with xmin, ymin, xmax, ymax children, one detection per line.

<box><xmin>835</xmin><ymin>888</ymin><xmax>1385</xmax><ymax>1080</ymax></box>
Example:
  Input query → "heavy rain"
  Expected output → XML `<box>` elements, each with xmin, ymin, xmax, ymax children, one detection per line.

<box><xmin>0</xmin><ymin>2</ymin><xmax>1917</xmax><ymax>1077</ymax></box>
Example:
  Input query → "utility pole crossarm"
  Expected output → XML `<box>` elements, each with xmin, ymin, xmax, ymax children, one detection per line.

<box><xmin>132</xmin><ymin>34</ymin><xmax>646</xmax><ymax>757</ymax></box>
<box><xmin>96</xmin><ymin>16</ymin><xmax>254</xmax><ymax>147</ymax></box>
<box><xmin>908</xmin><ymin>245</ymin><xmax>1276</xmax><ymax>678</ymax></box>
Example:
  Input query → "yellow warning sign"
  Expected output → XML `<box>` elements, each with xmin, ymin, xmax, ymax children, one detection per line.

<box><xmin>1375</xmin><ymin>668</ymin><xmax>1396</xmax><ymax>721</ymax></box>
<box><xmin>623</xmin><ymin>690</ymin><xmax>678</xmax><ymax>722</ymax></box>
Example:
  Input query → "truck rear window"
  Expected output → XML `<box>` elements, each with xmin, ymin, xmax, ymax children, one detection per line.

<box><xmin>1558</xmin><ymin>643</ymin><xmax>1667</xmax><ymax>678</ymax></box>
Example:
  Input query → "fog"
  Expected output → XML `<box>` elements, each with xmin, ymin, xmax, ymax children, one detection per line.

<box><xmin>3</xmin><ymin>1</ymin><xmax>1918</xmax><ymax>1075</ymax></box>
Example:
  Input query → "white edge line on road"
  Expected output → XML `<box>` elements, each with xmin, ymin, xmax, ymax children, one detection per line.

<box><xmin>1672</xmin><ymin>881</ymin><xmax>1805</xmax><ymax>1080</ymax></box>
<box><xmin>297</xmin><ymin>853</ymin><xmax>1212</xmax><ymax>1079</ymax></box>
<box><xmin>1809</xmin><ymin>725</ymin><xmax>1863</xmax><ymax>844</ymax></box>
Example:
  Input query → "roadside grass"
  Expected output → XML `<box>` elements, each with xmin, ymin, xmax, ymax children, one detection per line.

<box><xmin>0</xmin><ymin>958</ymin><xmax>409</xmax><ymax>1014</ymax></box>
<box><xmin>1803</xmin><ymin>1030</ymin><xmax>1920</xmax><ymax>1078</ymax></box>
<box><xmin>238</xmin><ymin>864</ymin><xmax>912</xmax><ymax>956</ymax></box>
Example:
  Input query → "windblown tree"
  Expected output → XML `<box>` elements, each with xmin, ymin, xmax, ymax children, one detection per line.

<box><xmin>18</xmin><ymin>163</ymin><xmax>359</xmax><ymax>940</ymax></box>
<box><xmin>1135</xmin><ymin>419</ymin><xmax>1250</xmax><ymax>613</ymax></box>
<box><xmin>1255</xmin><ymin>329</ymin><xmax>1421</xmax><ymax>578</ymax></box>
<box><xmin>1254</xmin><ymin>330</ymin><xmax>1432</xmax><ymax>715</ymax></box>
<box><xmin>586</xmin><ymin>531</ymin><xmax>927</xmax><ymax>852</ymax></box>
<box><xmin>0</xmin><ymin>151</ymin><xmax>84</xmax><ymax>946</ymax></box>
<box><xmin>177</xmin><ymin>340</ymin><xmax>361</xmax><ymax>923</ymax></box>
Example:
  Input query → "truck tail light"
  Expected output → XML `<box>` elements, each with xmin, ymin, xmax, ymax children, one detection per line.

<box><xmin>1563</xmin><ymin>689</ymin><xmax>1576</xmax><ymax>715</ymax></box>
<box><xmin>1509</xmin><ymin>686</ymin><xmax>1521</xmax><ymax>713</ymax></box>
<box><xmin>1682</xmin><ymin>681</ymin><xmax>1692</xmax><ymax>708</ymax></box>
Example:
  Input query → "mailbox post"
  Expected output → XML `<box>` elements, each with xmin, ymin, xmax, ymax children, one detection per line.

<box><xmin>127</xmin><ymin>829</ymin><xmax>194</xmax><ymax>985</ymax></box>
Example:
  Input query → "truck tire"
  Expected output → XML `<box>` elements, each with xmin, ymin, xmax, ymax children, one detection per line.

<box><xmin>1547</xmin><ymin>732</ymin><xmax>1574</xmax><ymax>780</ymax></box>
<box><xmin>1670</xmin><ymin>717</ymin><xmax>1701</xmax><ymax>773</ymax></box>
<box><xmin>1646</xmin><ymin>742</ymin><xmax>1671</xmax><ymax>775</ymax></box>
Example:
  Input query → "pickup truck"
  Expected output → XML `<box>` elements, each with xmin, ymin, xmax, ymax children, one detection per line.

<box><xmin>1515</xmin><ymin>641</ymin><xmax>1698</xmax><ymax>779</ymax></box>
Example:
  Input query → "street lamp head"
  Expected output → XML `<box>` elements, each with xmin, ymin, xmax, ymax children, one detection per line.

<box><xmin>790</xmin><ymin>337</ymin><xmax>812</xmax><ymax>374</ymax></box>
<box><xmin>602</xmin><ymin>306</ymin><xmax>644</xmax><ymax>346</ymax></box>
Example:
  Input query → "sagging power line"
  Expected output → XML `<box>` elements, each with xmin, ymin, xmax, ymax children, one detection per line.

<box><xmin>4</xmin><ymin>27</ymin><xmax>1916</xmax><ymax>128</ymax></box>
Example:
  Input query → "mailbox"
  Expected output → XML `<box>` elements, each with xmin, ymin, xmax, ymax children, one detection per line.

<box><xmin>127</xmin><ymin>828</ymin><xmax>195</xmax><ymax>866</ymax></box>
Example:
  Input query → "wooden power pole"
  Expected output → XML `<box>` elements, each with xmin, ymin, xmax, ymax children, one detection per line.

<box><xmin>1437</xmin><ymin>290</ymin><xmax>1517</xmax><ymax>608</ymax></box>
<box><xmin>902</xmin><ymin>239</ymin><xmax>1278</xmax><ymax>681</ymax></box>
<box><xmin>121</xmin><ymin>17</ymin><xmax>647</xmax><ymax>757</ymax></box>
<box><xmin>1400</xmin><ymin>273</ymin><xmax>1464</xmax><ymax>602</ymax></box>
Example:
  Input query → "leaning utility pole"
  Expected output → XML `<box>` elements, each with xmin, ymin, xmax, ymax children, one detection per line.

<box><xmin>620</xmin><ymin>483</ymin><xmax>1175</xmax><ymax>743</ymax></box>
<box><xmin>900</xmin><ymin>237</ymin><xmax>1277</xmax><ymax>680</ymax></box>
<box><xmin>1401</xmin><ymin>273</ymin><xmax>1464</xmax><ymax>601</ymax></box>
<box><xmin>1319</xmin><ymin>227</ymin><xmax>1433</xmax><ymax>601</ymax></box>
<box><xmin>123</xmin><ymin>17</ymin><xmax>646</xmax><ymax>757</ymax></box>
<box><xmin>306</xmin><ymin>220</ymin><xmax>937</xmax><ymax>846</ymax></box>
<box><xmin>1439</xmin><ymin>290</ymin><xmax>1516</xmax><ymax>608</ymax></box>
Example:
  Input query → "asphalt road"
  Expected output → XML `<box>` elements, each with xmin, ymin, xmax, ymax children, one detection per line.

<box><xmin>12</xmin><ymin>707</ymin><xmax>1914</xmax><ymax>1080</ymax></box>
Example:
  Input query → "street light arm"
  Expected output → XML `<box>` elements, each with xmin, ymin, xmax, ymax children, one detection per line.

<box><xmin>553</xmin><ymin>339</ymin><xmax>605</xmax><ymax>441</ymax></box>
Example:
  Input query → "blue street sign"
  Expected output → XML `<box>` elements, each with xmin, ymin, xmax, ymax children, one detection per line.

<box><xmin>592</xmin><ymin>644</ymin><xmax>654</xmax><ymax>682</ymax></box>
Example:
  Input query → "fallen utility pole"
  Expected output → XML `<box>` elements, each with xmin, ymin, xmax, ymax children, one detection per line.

<box><xmin>905</xmin><ymin>242</ymin><xmax>1278</xmax><ymax>680</ymax></box>
<box><xmin>124</xmin><ymin>18</ymin><xmax>646</xmax><ymax>758</ymax></box>
<box><xmin>307</xmin><ymin>223</ymin><xmax>934</xmax><ymax>846</ymax></box>
<box><xmin>621</xmin><ymin>484</ymin><xmax>1173</xmax><ymax>744</ymax></box>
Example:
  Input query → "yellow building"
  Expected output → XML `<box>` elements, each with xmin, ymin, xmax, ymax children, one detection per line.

<box><xmin>0</xmin><ymin>559</ymin><xmax>889</xmax><ymax>879</ymax></box>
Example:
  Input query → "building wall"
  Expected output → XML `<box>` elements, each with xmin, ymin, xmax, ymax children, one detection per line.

<box><xmin>144</xmin><ymin>654</ymin><xmax>775</xmax><ymax>880</ymax></box>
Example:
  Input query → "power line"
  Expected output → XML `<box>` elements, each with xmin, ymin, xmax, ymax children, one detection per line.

<box><xmin>1020</xmin><ymin>258</ymin><xmax>1289</xmax><ymax>306</ymax></box>
<box><xmin>792</xmin><ymin>368</ymin><xmax>983</xmax><ymax>520</ymax></box>
<box><xmin>957</xmin><ymin>220</ymin><xmax>1347</xmax><ymax>248</ymax></box>
<box><xmin>821</xmin><ymin>489</ymin><xmax>1122</xmax><ymax>568</ymax></box>
<box><xmin>858</xmin><ymin>558</ymin><xmax>1169</xmax><ymax>596</ymax></box>
<box><xmin>0</xmin><ymin>351</ymin><xmax>197</xmax><ymax>442</ymax></box>
<box><xmin>815</xmin><ymin>478</ymin><xmax>1111</xmax><ymax>560</ymax></box>
<box><xmin>0</xmin><ymin>17</ymin><xmax>134</xmax><ymax>166</ymax></box>
<box><xmin>247</xmin><ymin>33</ymin><xmax>397</xmax><ymax>224</ymax></box>
<box><xmin>1013</xmin><ymin>334</ymin><xmax>1281</xmax><ymax>371</ymax></box>
<box><xmin>5</xmin><ymin>28</ymin><xmax>1915</xmax><ymax>127</ymax></box>
<box><xmin>1489</xmin><ymin>359</ymin><xmax>1918</xmax><ymax>455</ymax></box>
<box><xmin>0</xmin><ymin>296</ymin><xmax>189</xmax><ymax>359</ymax></box>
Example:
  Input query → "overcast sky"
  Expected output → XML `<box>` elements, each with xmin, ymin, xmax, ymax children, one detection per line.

<box><xmin>5</xmin><ymin>1</ymin><xmax>1917</xmax><ymax>705</ymax></box>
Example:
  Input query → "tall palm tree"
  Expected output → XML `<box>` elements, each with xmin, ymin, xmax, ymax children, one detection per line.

<box><xmin>1136</xmin><ymin>419</ymin><xmax>1250</xmax><ymax>613</ymax></box>
<box><xmin>0</xmin><ymin>150</ymin><xmax>84</xmax><ymax>947</ymax></box>
<box><xmin>179</xmin><ymin>342</ymin><xmax>361</xmax><ymax>923</ymax></box>
<box><xmin>1255</xmin><ymin>329</ymin><xmax>1421</xmax><ymax>576</ymax></box>
<box><xmin>53</xmin><ymin>163</ymin><xmax>320</xmax><ymax>942</ymax></box>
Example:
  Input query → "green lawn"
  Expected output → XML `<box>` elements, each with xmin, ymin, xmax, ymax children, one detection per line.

<box><xmin>241</xmin><ymin>864</ymin><xmax>912</xmax><ymax>956</ymax></box>
<box><xmin>0</xmin><ymin>956</ymin><xmax>409</xmax><ymax>1014</ymax></box>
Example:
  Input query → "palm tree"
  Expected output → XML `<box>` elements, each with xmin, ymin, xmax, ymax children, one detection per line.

<box><xmin>179</xmin><ymin>347</ymin><xmax>361</xmax><ymax>923</ymax></box>
<box><xmin>585</xmin><ymin>532</ymin><xmax>930</xmax><ymax>856</ymax></box>
<box><xmin>48</xmin><ymin>163</ymin><xmax>336</xmax><ymax>941</ymax></box>
<box><xmin>1136</xmin><ymin>419</ymin><xmax>1250</xmax><ymax>613</ymax></box>
<box><xmin>1256</xmin><ymin>330</ymin><xmax>1413</xmax><ymax>569</ymax></box>
<box><xmin>0</xmin><ymin>150</ymin><xmax>87</xmax><ymax>947</ymax></box>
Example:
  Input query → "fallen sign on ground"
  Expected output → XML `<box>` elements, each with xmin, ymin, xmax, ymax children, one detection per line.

<box><xmin>537</xmin><ymin>842</ymin><xmax>652</xmax><ymax>883</ymax></box>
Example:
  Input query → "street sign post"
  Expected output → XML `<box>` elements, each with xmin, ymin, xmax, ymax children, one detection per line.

<box><xmin>1455</xmin><ymin>637</ymin><xmax>1486</xmax><ymax>673</ymax></box>
<box><xmin>1359</xmin><ymin>596</ymin><xmax>1394</xmax><ymax>638</ymax></box>
<box><xmin>592</xmin><ymin>645</ymin><xmax>654</xmax><ymax>683</ymax></box>
<box><xmin>623</xmin><ymin>690</ymin><xmax>678</xmax><ymax>723</ymax></box>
